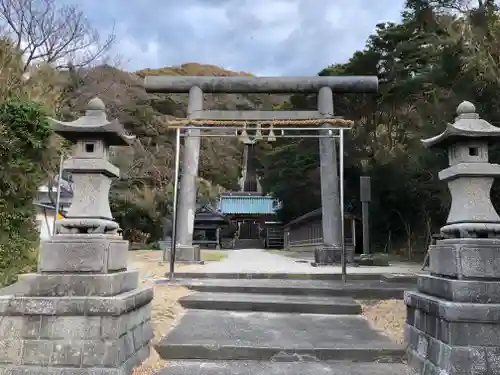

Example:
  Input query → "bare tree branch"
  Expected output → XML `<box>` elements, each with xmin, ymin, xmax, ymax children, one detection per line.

<box><xmin>0</xmin><ymin>0</ymin><xmax>115</xmax><ymax>71</ymax></box>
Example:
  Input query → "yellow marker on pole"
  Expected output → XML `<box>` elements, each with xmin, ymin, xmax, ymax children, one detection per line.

<box><xmin>57</xmin><ymin>212</ymin><xmax>64</xmax><ymax>220</ymax></box>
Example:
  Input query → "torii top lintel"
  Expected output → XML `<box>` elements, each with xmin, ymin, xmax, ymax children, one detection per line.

<box><xmin>143</xmin><ymin>75</ymin><xmax>379</xmax><ymax>94</ymax></box>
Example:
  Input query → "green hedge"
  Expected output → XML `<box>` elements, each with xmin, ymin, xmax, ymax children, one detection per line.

<box><xmin>0</xmin><ymin>101</ymin><xmax>53</xmax><ymax>286</ymax></box>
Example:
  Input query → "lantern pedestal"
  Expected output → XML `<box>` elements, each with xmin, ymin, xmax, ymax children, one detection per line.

<box><xmin>406</xmin><ymin>101</ymin><xmax>500</xmax><ymax>374</ymax></box>
<box><xmin>406</xmin><ymin>239</ymin><xmax>500</xmax><ymax>374</ymax></box>
<box><xmin>0</xmin><ymin>233</ymin><xmax>153</xmax><ymax>375</ymax></box>
<box><xmin>427</xmin><ymin>238</ymin><xmax>500</xmax><ymax>278</ymax></box>
<box><xmin>38</xmin><ymin>234</ymin><xmax>129</xmax><ymax>273</ymax></box>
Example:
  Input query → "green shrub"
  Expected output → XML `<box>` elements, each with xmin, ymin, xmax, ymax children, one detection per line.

<box><xmin>0</xmin><ymin>101</ymin><xmax>53</xmax><ymax>286</ymax></box>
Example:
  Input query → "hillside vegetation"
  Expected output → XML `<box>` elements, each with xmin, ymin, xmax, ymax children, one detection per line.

<box><xmin>56</xmin><ymin>62</ymin><xmax>288</xmax><ymax>243</ymax></box>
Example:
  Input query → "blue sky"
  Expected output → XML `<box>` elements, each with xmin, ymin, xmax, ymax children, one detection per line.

<box><xmin>75</xmin><ymin>0</ymin><xmax>405</xmax><ymax>76</ymax></box>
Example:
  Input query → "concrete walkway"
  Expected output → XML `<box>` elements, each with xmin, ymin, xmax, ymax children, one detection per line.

<box><xmin>193</xmin><ymin>248</ymin><xmax>421</xmax><ymax>275</ymax></box>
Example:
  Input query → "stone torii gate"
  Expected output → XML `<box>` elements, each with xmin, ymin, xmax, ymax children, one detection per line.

<box><xmin>144</xmin><ymin>76</ymin><xmax>378</xmax><ymax>265</ymax></box>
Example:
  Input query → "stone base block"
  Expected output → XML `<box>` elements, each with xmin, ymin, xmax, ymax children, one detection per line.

<box><xmin>356</xmin><ymin>253</ymin><xmax>390</xmax><ymax>266</ymax></box>
<box><xmin>313</xmin><ymin>245</ymin><xmax>354</xmax><ymax>265</ymax></box>
<box><xmin>429</xmin><ymin>238</ymin><xmax>500</xmax><ymax>279</ymax></box>
<box><xmin>406</xmin><ymin>323</ymin><xmax>500</xmax><ymax>375</ymax></box>
<box><xmin>39</xmin><ymin>234</ymin><xmax>128</xmax><ymax>273</ymax></box>
<box><xmin>418</xmin><ymin>274</ymin><xmax>500</xmax><ymax>303</ymax></box>
<box><xmin>0</xmin><ymin>285</ymin><xmax>153</xmax><ymax>375</ymax></box>
<box><xmin>10</xmin><ymin>270</ymin><xmax>139</xmax><ymax>297</ymax></box>
<box><xmin>405</xmin><ymin>289</ymin><xmax>500</xmax><ymax>374</ymax></box>
<box><xmin>165</xmin><ymin>245</ymin><xmax>201</xmax><ymax>262</ymax></box>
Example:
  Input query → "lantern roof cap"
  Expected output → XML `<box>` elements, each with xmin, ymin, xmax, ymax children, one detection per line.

<box><xmin>48</xmin><ymin>97</ymin><xmax>135</xmax><ymax>145</ymax></box>
<box><xmin>422</xmin><ymin>101</ymin><xmax>500</xmax><ymax>149</ymax></box>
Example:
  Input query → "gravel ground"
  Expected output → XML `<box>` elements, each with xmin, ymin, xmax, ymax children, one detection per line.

<box><xmin>359</xmin><ymin>299</ymin><xmax>406</xmax><ymax>344</ymax></box>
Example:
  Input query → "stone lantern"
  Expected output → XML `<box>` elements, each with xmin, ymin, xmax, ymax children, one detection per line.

<box><xmin>0</xmin><ymin>98</ymin><xmax>153</xmax><ymax>375</ymax></box>
<box><xmin>42</xmin><ymin>97</ymin><xmax>137</xmax><ymax>271</ymax></box>
<box><xmin>405</xmin><ymin>101</ymin><xmax>500</xmax><ymax>374</ymax></box>
<box><xmin>53</xmin><ymin>97</ymin><xmax>135</xmax><ymax>236</ymax></box>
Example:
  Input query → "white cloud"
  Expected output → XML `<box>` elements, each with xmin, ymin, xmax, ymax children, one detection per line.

<box><xmin>180</xmin><ymin>3</ymin><xmax>230</xmax><ymax>35</ymax></box>
<box><xmin>116</xmin><ymin>37</ymin><xmax>161</xmax><ymax>70</ymax></box>
<box><xmin>72</xmin><ymin>0</ymin><xmax>405</xmax><ymax>75</ymax></box>
<box><xmin>251</xmin><ymin>0</ymin><xmax>298</xmax><ymax>21</ymax></box>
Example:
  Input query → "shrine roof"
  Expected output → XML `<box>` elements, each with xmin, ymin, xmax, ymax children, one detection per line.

<box><xmin>218</xmin><ymin>194</ymin><xmax>279</xmax><ymax>215</ymax></box>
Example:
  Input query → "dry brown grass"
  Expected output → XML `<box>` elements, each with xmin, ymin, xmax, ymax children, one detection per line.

<box><xmin>133</xmin><ymin>285</ymin><xmax>191</xmax><ymax>375</ymax></box>
<box><xmin>359</xmin><ymin>299</ymin><xmax>406</xmax><ymax>344</ymax></box>
<box><xmin>128</xmin><ymin>251</ymin><xmax>196</xmax><ymax>375</ymax></box>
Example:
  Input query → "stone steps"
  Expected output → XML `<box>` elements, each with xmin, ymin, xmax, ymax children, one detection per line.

<box><xmin>152</xmin><ymin>274</ymin><xmax>411</xmax><ymax>375</ymax></box>
<box><xmin>179</xmin><ymin>292</ymin><xmax>362</xmax><ymax>314</ymax></box>
<box><xmin>167</xmin><ymin>271</ymin><xmax>420</xmax><ymax>282</ymax></box>
<box><xmin>154</xmin><ymin>310</ymin><xmax>406</xmax><ymax>362</ymax></box>
<box><xmin>165</xmin><ymin>278</ymin><xmax>413</xmax><ymax>299</ymax></box>
<box><xmin>155</xmin><ymin>360</ymin><xmax>413</xmax><ymax>375</ymax></box>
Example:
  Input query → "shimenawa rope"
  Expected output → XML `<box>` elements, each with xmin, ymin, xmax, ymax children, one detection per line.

<box><xmin>163</xmin><ymin>118</ymin><xmax>354</xmax><ymax>127</ymax></box>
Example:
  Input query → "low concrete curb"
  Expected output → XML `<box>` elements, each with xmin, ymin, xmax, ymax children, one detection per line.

<box><xmin>155</xmin><ymin>360</ymin><xmax>411</xmax><ymax>375</ymax></box>
<box><xmin>179</xmin><ymin>293</ymin><xmax>362</xmax><ymax>314</ymax></box>
<box><xmin>166</xmin><ymin>279</ymin><xmax>414</xmax><ymax>300</ymax></box>
<box><xmin>155</xmin><ymin>344</ymin><xmax>407</xmax><ymax>362</ymax></box>
<box><xmin>165</xmin><ymin>271</ymin><xmax>419</xmax><ymax>282</ymax></box>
